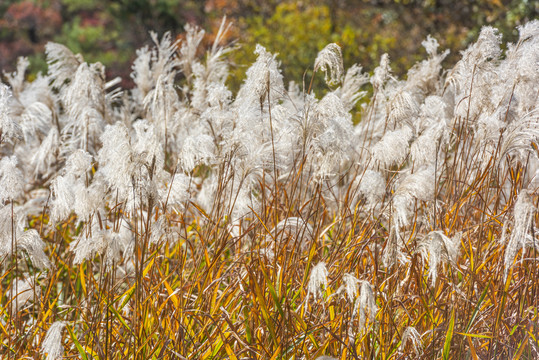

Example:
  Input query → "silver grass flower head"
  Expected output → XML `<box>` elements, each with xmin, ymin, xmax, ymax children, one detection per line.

<box><xmin>461</xmin><ymin>26</ymin><xmax>502</xmax><ymax>64</ymax></box>
<box><xmin>8</xmin><ymin>276</ymin><xmax>38</xmax><ymax>315</ymax></box>
<box><xmin>422</xmin><ymin>35</ymin><xmax>439</xmax><ymax>57</ymax></box>
<box><xmin>338</xmin><ymin>64</ymin><xmax>369</xmax><ymax>111</ymax></box>
<box><xmin>71</xmin><ymin>219</ymin><xmax>107</xmax><ymax>264</ymax></box>
<box><xmin>19</xmin><ymin>101</ymin><xmax>53</xmax><ymax>142</ymax></box>
<box><xmin>45</xmin><ymin>42</ymin><xmax>83</xmax><ymax>88</ymax></box>
<box><xmin>149</xmin><ymin>31</ymin><xmax>181</xmax><ymax>82</ymax></box>
<box><xmin>17</xmin><ymin>229</ymin><xmax>51</xmax><ymax>270</ymax></box>
<box><xmin>179</xmin><ymin>23</ymin><xmax>205</xmax><ymax>80</ymax></box>
<box><xmin>0</xmin><ymin>155</ymin><xmax>24</xmax><ymax>204</ymax></box>
<box><xmin>499</xmin><ymin>111</ymin><xmax>539</xmax><ymax>164</ymax></box>
<box><xmin>41</xmin><ymin>321</ymin><xmax>66</xmax><ymax>360</ymax></box>
<box><xmin>97</xmin><ymin>122</ymin><xmax>134</xmax><ymax>200</ymax></box>
<box><xmin>50</xmin><ymin>175</ymin><xmax>75</xmax><ymax>223</ymax></box>
<box><xmin>388</xmin><ymin>91</ymin><xmax>419</xmax><ymax>127</ymax></box>
<box><xmin>419</xmin><ymin>95</ymin><xmax>447</xmax><ymax>128</ymax></box>
<box><xmin>180</xmin><ymin>134</ymin><xmax>215</xmax><ymax>173</ymax></box>
<box><xmin>63</xmin><ymin>62</ymin><xmax>106</xmax><ymax>118</ymax></box>
<box><xmin>161</xmin><ymin>172</ymin><xmax>191</xmax><ymax>208</ymax></box>
<box><xmin>131</xmin><ymin>45</ymin><xmax>154</xmax><ymax>98</ymax></box>
<box><xmin>65</xmin><ymin>149</ymin><xmax>93</xmax><ymax>179</ymax></box>
<box><xmin>149</xmin><ymin>214</ymin><xmax>178</xmax><ymax>246</ymax></box>
<box><xmin>268</xmin><ymin>217</ymin><xmax>314</xmax><ymax>252</ymax></box>
<box><xmin>307</xmin><ymin>262</ymin><xmax>329</xmax><ymax>305</ymax></box>
<box><xmin>395</xmin><ymin>166</ymin><xmax>436</xmax><ymax>203</ymax></box>
<box><xmin>315</xmin><ymin>357</ymin><xmax>338</xmax><ymax>360</ymax></box>
<box><xmin>4</xmin><ymin>57</ymin><xmax>30</xmax><ymax>95</ymax></box>
<box><xmin>357</xmin><ymin>280</ymin><xmax>377</xmax><ymax>331</ymax></box>
<box><xmin>356</xmin><ymin>170</ymin><xmax>386</xmax><ymax>208</ymax></box>
<box><xmin>0</xmin><ymin>204</ymin><xmax>16</xmax><ymax>256</ymax></box>
<box><xmin>372</xmin><ymin>126</ymin><xmax>413</xmax><ymax>168</ymax></box>
<box><xmin>392</xmin><ymin>166</ymin><xmax>436</xmax><ymax>236</ymax></box>
<box><xmin>338</xmin><ymin>273</ymin><xmax>360</xmax><ymax>303</ymax></box>
<box><xmin>517</xmin><ymin>19</ymin><xmax>539</xmax><ymax>41</ymax></box>
<box><xmin>504</xmin><ymin>190</ymin><xmax>536</xmax><ymax>278</ymax></box>
<box><xmin>0</xmin><ymin>84</ymin><xmax>23</xmax><ymax>143</ymax></box>
<box><xmin>371</xmin><ymin>53</ymin><xmax>391</xmax><ymax>89</ymax></box>
<box><xmin>418</xmin><ymin>231</ymin><xmax>460</xmax><ymax>286</ymax></box>
<box><xmin>238</xmin><ymin>44</ymin><xmax>284</xmax><ymax>106</ymax></box>
<box><xmin>132</xmin><ymin>120</ymin><xmax>165</xmax><ymax>173</ymax></box>
<box><xmin>314</xmin><ymin>43</ymin><xmax>344</xmax><ymax>86</ymax></box>
<box><xmin>73</xmin><ymin>181</ymin><xmax>104</xmax><ymax>222</ymax></box>
<box><xmin>400</xmin><ymin>326</ymin><xmax>422</xmax><ymax>354</ymax></box>
<box><xmin>410</xmin><ymin>121</ymin><xmax>445</xmax><ymax>166</ymax></box>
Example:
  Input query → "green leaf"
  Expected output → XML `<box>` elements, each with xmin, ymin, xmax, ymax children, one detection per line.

<box><xmin>443</xmin><ymin>308</ymin><xmax>456</xmax><ymax>360</ymax></box>
<box><xmin>67</xmin><ymin>325</ymin><xmax>88</xmax><ymax>360</ymax></box>
<box><xmin>464</xmin><ymin>281</ymin><xmax>490</xmax><ymax>333</ymax></box>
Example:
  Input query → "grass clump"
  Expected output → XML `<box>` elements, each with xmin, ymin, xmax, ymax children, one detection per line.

<box><xmin>1</xmin><ymin>19</ymin><xmax>538</xmax><ymax>359</ymax></box>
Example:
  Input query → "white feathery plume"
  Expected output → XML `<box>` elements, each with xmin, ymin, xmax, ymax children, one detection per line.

<box><xmin>96</xmin><ymin>122</ymin><xmax>134</xmax><ymax>201</ymax></box>
<box><xmin>0</xmin><ymin>84</ymin><xmax>23</xmax><ymax>143</ymax></box>
<box><xmin>161</xmin><ymin>172</ymin><xmax>191</xmax><ymax>209</ymax></box>
<box><xmin>314</xmin><ymin>43</ymin><xmax>344</xmax><ymax>86</ymax></box>
<box><xmin>180</xmin><ymin>134</ymin><xmax>216</xmax><ymax>173</ymax></box>
<box><xmin>499</xmin><ymin>110</ymin><xmax>539</xmax><ymax>164</ymax></box>
<box><xmin>61</xmin><ymin>62</ymin><xmax>106</xmax><ymax>152</ymax></box>
<box><xmin>148</xmin><ymin>31</ymin><xmax>181</xmax><ymax>82</ymax></box>
<box><xmin>71</xmin><ymin>219</ymin><xmax>106</xmax><ymax>264</ymax></box>
<box><xmin>19</xmin><ymin>101</ymin><xmax>53</xmax><ymax>142</ymax></box>
<box><xmin>45</xmin><ymin>42</ymin><xmax>83</xmax><ymax>88</ymax></box>
<box><xmin>50</xmin><ymin>149</ymin><xmax>96</xmax><ymax>223</ymax></box>
<box><xmin>0</xmin><ymin>156</ymin><xmax>24</xmax><ymax>204</ymax></box>
<box><xmin>131</xmin><ymin>31</ymin><xmax>180</xmax><ymax>108</ymax></box>
<box><xmin>418</xmin><ymin>231</ymin><xmax>461</xmax><ymax>286</ymax></box>
<box><xmin>306</xmin><ymin>262</ymin><xmax>329</xmax><ymax>307</ymax></box>
<box><xmin>393</xmin><ymin>165</ymin><xmax>436</xmax><ymax>229</ymax></box>
<box><xmin>49</xmin><ymin>175</ymin><xmax>75</xmax><ymax>223</ymax></box>
<box><xmin>17</xmin><ymin>229</ymin><xmax>51</xmax><ymax>270</ymax></box>
<box><xmin>399</xmin><ymin>326</ymin><xmax>422</xmax><ymax>354</ymax></box>
<box><xmin>0</xmin><ymin>204</ymin><xmax>15</xmax><ymax>256</ymax></box>
<box><xmin>4</xmin><ymin>57</ymin><xmax>29</xmax><ymax>95</ymax></box>
<box><xmin>372</xmin><ymin>126</ymin><xmax>413</xmax><ymax>169</ymax></box>
<box><xmin>358</xmin><ymin>170</ymin><xmax>386</xmax><ymax>206</ymax></box>
<box><xmin>405</xmin><ymin>35</ymin><xmax>449</xmax><ymax>97</ymax></box>
<box><xmin>371</xmin><ymin>53</ymin><xmax>391</xmax><ymax>89</ymax></box>
<box><xmin>65</xmin><ymin>149</ymin><xmax>93</xmax><ymax>178</ymax></box>
<box><xmin>143</xmin><ymin>73</ymin><xmax>179</xmax><ymax>142</ymax></box>
<box><xmin>338</xmin><ymin>64</ymin><xmax>369</xmax><ymax>111</ymax></box>
<box><xmin>420</xmin><ymin>95</ymin><xmax>448</xmax><ymax>127</ymax></box>
<box><xmin>179</xmin><ymin>23</ymin><xmax>205</xmax><ymax>81</ymax></box>
<box><xmin>236</xmin><ymin>44</ymin><xmax>284</xmax><ymax>108</ymax></box>
<box><xmin>266</xmin><ymin>217</ymin><xmax>314</xmax><ymax>253</ymax></box>
<box><xmin>410</xmin><ymin>121</ymin><xmax>445</xmax><ymax>166</ymax></box>
<box><xmin>422</xmin><ymin>35</ymin><xmax>440</xmax><ymax>57</ymax></box>
<box><xmin>335</xmin><ymin>273</ymin><xmax>360</xmax><ymax>303</ymax></box>
<box><xmin>131</xmin><ymin>45</ymin><xmax>154</xmax><ymax>99</ymax></box>
<box><xmin>31</xmin><ymin>127</ymin><xmax>60</xmax><ymax>178</ymax></box>
<box><xmin>388</xmin><ymin>91</ymin><xmax>419</xmax><ymax>127</ymax></box>
<box><xmin>132</xmin><ymin>120</ymin><xmax>165</xmax><ymax>175</ymax></box>
<box><xmin>8</xmin><ymin>276</ymin><xmax>38</xmax><ymax>315</ymax></box>
<box><xmin>41</xmin><ymin>321</ymin><xmax>66</xmax><ymax>360</ymax></box>
<box><xmin>190</xmin><ymin>18</ymin><xmax>233</xmax><ymax>111</ymax></box>
<box><xmin>461</xmin><ymin>26</ymin><xmax>502</xmax><ymax>65</ymax></box>
<box><xmin>356</xmin><ymin>280</ymin><xmax>377</xmax><ymax>331</ymax></box>
<box><xmin>504</xmin><ymin>190</ymin><xmax>536</xmax><ymax>278</ymax></box>
<box><xmin>63</xmin><ymin>62</ymin><xmax>106</xmax><ymax>117</ymax></box>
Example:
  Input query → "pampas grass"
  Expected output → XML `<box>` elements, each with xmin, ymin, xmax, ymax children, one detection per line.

<box><xmin>0</xmin><ymin>19</ymin><xmax>538</xmax><ymax>359</ymax></box>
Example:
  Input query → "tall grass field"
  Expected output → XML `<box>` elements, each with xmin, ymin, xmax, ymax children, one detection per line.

<box><xmin>0</xmin><ymin>19</ymin><xmax>538</xmax><ymax>359</ymax></box>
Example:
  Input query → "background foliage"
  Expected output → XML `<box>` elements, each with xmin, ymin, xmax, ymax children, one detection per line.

<box><xmin>1</xmin><ymin>0</ymin><xmax>537</xmax><ymax>88</ymax></box>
